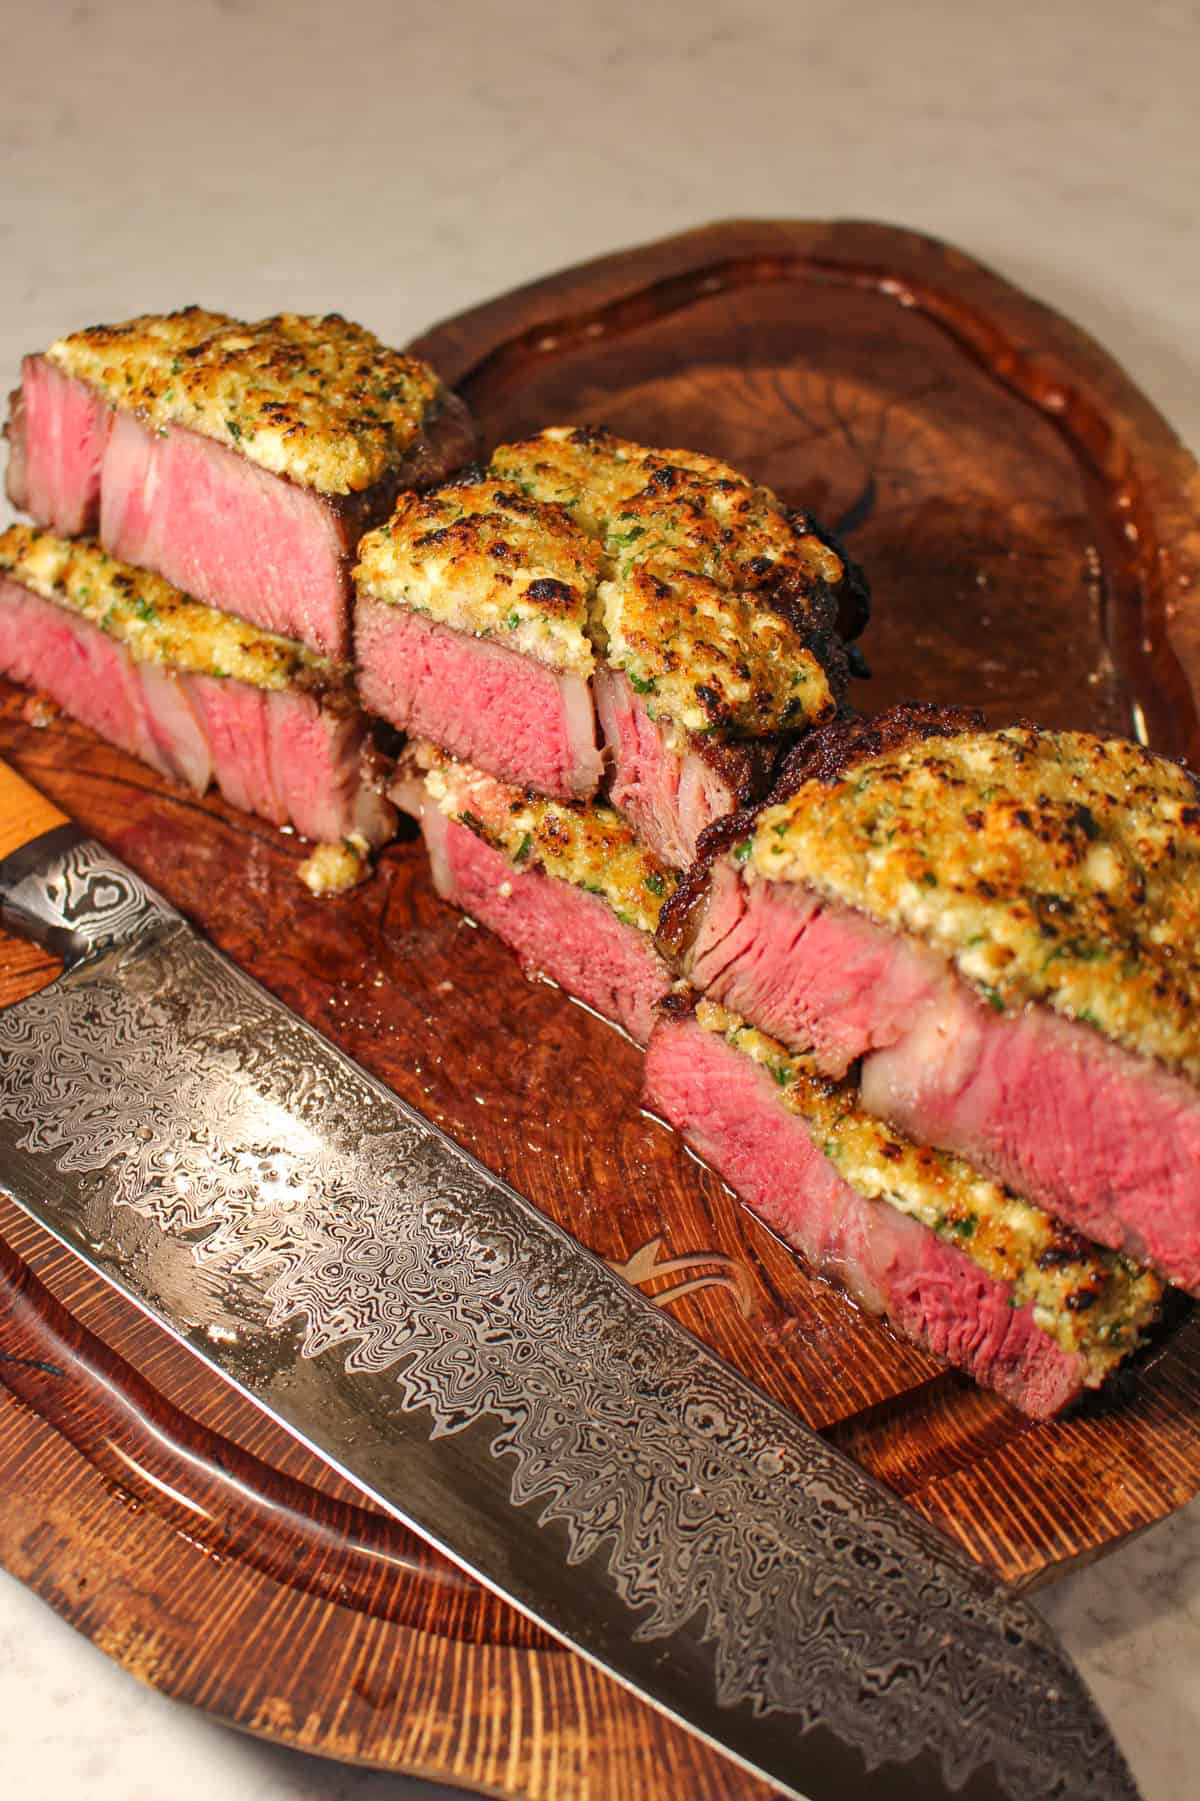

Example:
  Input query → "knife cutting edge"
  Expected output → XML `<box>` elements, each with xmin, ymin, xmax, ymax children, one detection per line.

<box><xmin>0</xmin><ymin>757</ymin><xmax>1141</xmax><ymax>1801</ymax></box>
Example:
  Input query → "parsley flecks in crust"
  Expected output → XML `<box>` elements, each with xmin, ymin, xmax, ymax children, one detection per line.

<box><xmin>48</xmin><ymin>308</ymin><xmax>447</xmax><ymax>494</ymax></box>
<box><xmin>749</xmin><ymin>725</ymin><xmax>1200</xmax><ymax>1076</ymax></box>
<box><xmin>355</xmin><ymin>425</ymin><xmax>849</xmax><ymax>728</ymax></box>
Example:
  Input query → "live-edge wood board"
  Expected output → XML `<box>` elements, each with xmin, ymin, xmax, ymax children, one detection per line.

<box><xmin>2</xmin><ymin>221</ymin><xmax>1200</xmax><ymax>1800</ymax></box>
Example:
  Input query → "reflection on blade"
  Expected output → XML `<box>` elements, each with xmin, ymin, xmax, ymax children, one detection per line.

<box><xmin>0</xmin><ymin>862</ymin><xmax>1140</xmax><ymax>1801</ymax></box>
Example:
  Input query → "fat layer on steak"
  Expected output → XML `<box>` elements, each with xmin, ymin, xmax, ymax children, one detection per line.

<box><xmin>354</xmin><ymin>427</ymin><xmax>862</xmax><ymax>833</ymax></box>
<box><xmin>660</xmin><ymin>704</ymin><xmax>1200</xmax><ymax>1293</ymax></box>
<box><xmin>5</xmin><ymin>311</ymin><xmax>476</xmax><ymax>659</ymax></box>
<box><xmin>644</xmin><ymin>997</ymin><xmax>1163</xmax><ymax>1418</ymax></box>
<box><xmin>0</xmin><ymin>528</ymin><xmax>394</xmax><ymax>859</ymax></box>
<box><xmin>401</xmin><ymin>744</ymin><xmax>676</xmax><ymax>1043</ymax></box>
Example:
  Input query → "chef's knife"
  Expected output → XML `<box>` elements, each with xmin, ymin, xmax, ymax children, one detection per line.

<box><xmin>0</xmin><ymin>759</ymin><xmax>1140</xmax><ymax>1801</ymax></box>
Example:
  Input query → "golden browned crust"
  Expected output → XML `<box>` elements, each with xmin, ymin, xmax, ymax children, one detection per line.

<box><xmin>46</xmin><ymin>308</ymin><xmax>454</xmax><ymax>495</ymax></box>
<box><xmin>690</xmin><ymin>997</ymin><xmax>1163</xmax><ymax>1382</ymax></box>
<box><xmin>354</xmin><ymin>479</ymin><xmax>601</xmax><ymax>677</ymax></box>
<box><xmin>411</xmin><ymin>742</ymin><xmax>677</xmax><ymax>934</ymax></box>
<box><xmin>0</xmin><ymin>525</ymin><xmax>343</xmax><ymax>693</ymax></box>
<box><xmin>356</xmin><ymin>426</ymin><xmax>856</xmax><ymax>735</ymax></box>
<box><xmin>748</xmin><ymin>716</ymin><xmax>1200</xmax><ymax>1075</ymax></box>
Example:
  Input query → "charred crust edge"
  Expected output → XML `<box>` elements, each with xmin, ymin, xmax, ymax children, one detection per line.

<box><xmin>655</xmin><ymin>703</ymin><xmax>986</xmax><ymax>966</ymax></box>
<box><xmin>653</xmin><ymin>986</ymin><xmax>698</xmax><ymax>1024</ymax></box>
<box><xmin>791</xmin><ymin>511</ymin><xmax>872</xmax><ymax>645</ymax></box>
<box><xmin>768</xmin><ymin>700</ymin><xmax>986</xmax><ymax>802</ymax></box>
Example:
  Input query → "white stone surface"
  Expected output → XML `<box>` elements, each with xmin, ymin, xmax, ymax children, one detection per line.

<box><xmin>1</xmin><ymin>0</ymin><xmax>1198</xmax><ymax>1797</ymax></box>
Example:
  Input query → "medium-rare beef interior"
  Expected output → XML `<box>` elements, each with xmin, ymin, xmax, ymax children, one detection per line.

<box><xmin>5</xmin><ymin>309</ymin><xmax>476</xmax><ymax>660</ymax></box>
<box><xmin>0</xmin><ymin>526</ymin><xmax>394</xmax><ymax>885</ymax></box>
<box><xmin>400</xmin><ymin>742</ymin><xmax>677</xmax><ymax>1044</ymax></box>
<box><xmin>355</xmin><ymin>426</ymin><xmax>865</xmax><ymax>851</ymax></box>
<box><xmin>644</xmin><ymin>994</ymin><xmax>1163</xmax><ymax>1418</ymax></box>
<box><xmin>659</xmin><ymin>703</ymin><xmax>1200</xmax><ymax>1294</ymax></box>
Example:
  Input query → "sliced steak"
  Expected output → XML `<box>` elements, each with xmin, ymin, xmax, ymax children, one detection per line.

<box><xmin>5</xmin><ymin>355</ymin><xmax>111</xmax><ymax>535</ymax></box>
<box><xmin>354</xmin><ymin>428</ymin><xmax>864</xmax><ymax>816</ymax></box>
<box><xmin>356</xmin><ymin>601</ymin><xmax>602</xmax><ymax>798</ymax></box>
<box><xmin>0</xmin><ymin>529</ymin><xmax>395</xmax><ymax>856</ymax></box>
<box><xmin>421</xmin><ymin>809</ymin><xmax>671</xmax><ymax>1044</ymax></box>
<box><xmin>664</xmin><ymin>862</ymin><xmax>956</xmax><ymax>1076</ymax></box>
<box><xmin>644</xmin><ymin>1002</ymin><xmax>1162</xmax><ymax>1418</ymax></box>
<box><xmin>661</xmin><ymin>704</ymin><xmax>1200</xmax><ymax>1294</ymax></box>
<box><xmin>7</xmin><ymin>311</ymin><xmax>476</xmax><ymax>659</ymax></box>
<box><xmin>403</xmin><ymin>744</ymin><xmax>676</xmax><ymax>1043</ymax></box>
<box><xmin>594</xmin><ymin>667</ymin><xmax>776</xmax><ymax>867</ymax></box>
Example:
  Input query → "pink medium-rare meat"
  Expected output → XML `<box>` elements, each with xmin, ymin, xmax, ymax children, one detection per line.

<box><xmin>355</xmin><ymin>599</ymin><xmax>603</xmax><ymax>798</ymax></box>
<box><xmin>0</xmin><ymin>574</ymin><xmax>174</xmax><ymax>777</ymax></box>
<box><xmin>421</xmin><ymin>808</ymin><xmax>672</xmax><ymax>1044</ymax></box>
<box><xmin>5</xmin><ymin>356</ymin><xmax>112</xmax><ymax>535</ymax></box>
<box><xmin>138</xmin><ymin>661</ymin><xmax>214</xmax><ymax>791</ymax></box>
<box><xmin>660</xmin><ymin>702</ymin><xmax>1200</xmax><ymax>1295</ymax></box>
<box><xmin>99</xmin><ymin>407</ymin><xmax>353</xmax><ymax>660</ymax></box>
<box><xmin>0</xmin><ymin>544</ymin><xmax>395</xmax><ymax>852</ymax></box>
<box><xmin>354</xmin><ymin>428</ymin><xmax>865</xmax><ymax>813</ymax></box>
<box><xmin>593</xmin><ymin>667</ymin><xmax>774</xmax><ymax>868</ymax></box>
<box><xmin>858</xmin><ymin>982</ymin><xmax>1200</xmax><ymax>1292</ymax></box>
<box><xmin>644</xmin><ymin>1008</ymin><xmax>1142</xmax><ymax>1419</ymax></box>
<box><xmin>6</xmin><ymin>313</ymin><xmax>476</xmax><ymax>660</ymax></box>
<box><xmin>663</xmin><ymin>840</ymin><xmax>1200</xmax><ymax>1294</ymax></box>
<box><xmin>0</xmin><ymin>576</ymin><xmax>392</xmax><ymax>846</ymax></box>
<box><xmin>666</xmin><ymin>859</ymin><xmax>954</xmax><ymax>1076</ymax></box>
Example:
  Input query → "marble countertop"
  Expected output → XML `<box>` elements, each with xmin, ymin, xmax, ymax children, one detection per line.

<box><xmin>1</xmin><ymin>1</ymin><xmax>1198</xmax><ymax>1797</ymax></box>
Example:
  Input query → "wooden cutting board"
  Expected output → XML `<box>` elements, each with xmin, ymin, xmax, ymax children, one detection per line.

<box><xmin>2</xmin><ymin>219</ymin><xmax>1200</xmax><ymax>1801</ymax></box>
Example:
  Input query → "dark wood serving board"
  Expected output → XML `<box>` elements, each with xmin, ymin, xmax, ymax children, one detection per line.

<box><xmin>2</xmin><ymin>220</ymin><xmax>1200</xmax><ymax>1800</ymax></box>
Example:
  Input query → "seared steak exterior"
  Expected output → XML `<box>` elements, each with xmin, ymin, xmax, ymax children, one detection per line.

<box><xmin>0</xmin><ymin>528</ymin><xmax>394</xmax><ymax>858</ymax></box>
<box><xmin>6</xmin><ymin>311</ymin><xmax>476</xmax><ymax>659</ymax></box>
<box><xmin>644</xmin><ymin>998</ymin><xmax>1162</xmax><ymax>1418</ymax></box>
<box><xmin>660</xmin><ymin>706</ymin><xmax>1200</xmax><ymax>1293</ymax></box>
<box><xmin>594</xmin><ymin>667</ymin><xmax>776</xmax><ymax>867</ymax></box>
<box><xmin>354</xmin><ymin>428</ymin><xmax>863</xmax><ymax>836</ymax></box>
<box><xmin>402</xmin><ymin>745</ymin><xmax>676</xmax><ymax>1043</ymax></box>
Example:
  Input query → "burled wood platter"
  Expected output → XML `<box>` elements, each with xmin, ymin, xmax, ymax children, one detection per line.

<box><xmin>2</xmin><ymin>219</ymin><xmax>1200</xmax><ymax>1800</ymax></box>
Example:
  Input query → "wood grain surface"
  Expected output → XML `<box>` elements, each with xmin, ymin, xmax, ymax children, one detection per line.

<box><xmin>2</xmin><ymin>219</ymin><xmax>1200</xmax><ymax>1797</ymax></box>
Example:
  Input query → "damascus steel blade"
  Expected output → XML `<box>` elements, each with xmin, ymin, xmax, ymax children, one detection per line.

<box><xmin>0</xmin><ymin>833</ymin><xmax>1140</xmax><ymax>1801</ymax></box>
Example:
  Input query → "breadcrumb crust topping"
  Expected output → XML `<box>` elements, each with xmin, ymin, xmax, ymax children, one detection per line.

<box><xmin>694</xmin><ymin>998</ymin><xmax>1162</xmax><ymax>1381</ymax></box>
<box><xmin>746</xmin><ymin>726</ymin><xmax>1200</xmax><ymax>1075</ymax></box>
<box><xmin>413</xmin><ymin>741</ymin><xmax>677</xmax><ymax>935</ymax></box>
<box><xmin>47</xmin><ymin>308</ymin><xmax>447</xmax><ymax>495</ymax></box>
<box><xmin>356</xmin><ymin>426</ymin><xmax>847</xmax><ymax>736</ymax></box>
<box><xmin>0</xmin><ymin>525</ymin><xmax>341</xmax><ymax>693</ymax></box>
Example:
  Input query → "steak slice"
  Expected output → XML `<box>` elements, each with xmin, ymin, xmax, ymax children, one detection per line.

<box><xmin>661</xmin><ymin>704</ymin><xmax>1200</xmax><ymax>1294</ymax></box>
<box><xmin>6</xmin><ymin>310</ymin><xmax>476</xmax><ymax>659</ymax></box>
<box><xmin>593</xmin><ymin>667</ymin><xmax>776</xmax><ymax>867</ymax></box>
<box><xmin>420</xmin><ymin>811</ymin><xmax>672</xmax><ymax>1045</ymax></box>
<box><xmin>401</xmin><ymin>745</ymin><xmax>676</xmax><ymax>1044</ymax></box>
<box><xmin>5</xmin><ymin>354</ymin><xmax>112</xmax><ymax>535</ymax></box>
<box><xmin>356</xmin><ymin>600</ymin><xmax>602</xmax><ymax>798</ymax></box>
<box><xmin>354</xmin><ymin>428</ymin><xmax>864</xmax><ymax>816</ymax></box>
<box><xmin>0</xmin><ymin>528</ymin><xmax>395</xmax><ymax>862</ymax></box>
<box><xmin>644</xmin><ymin>999</ymin><xmax>1162</xmax><ymax>1418</ymax></box>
